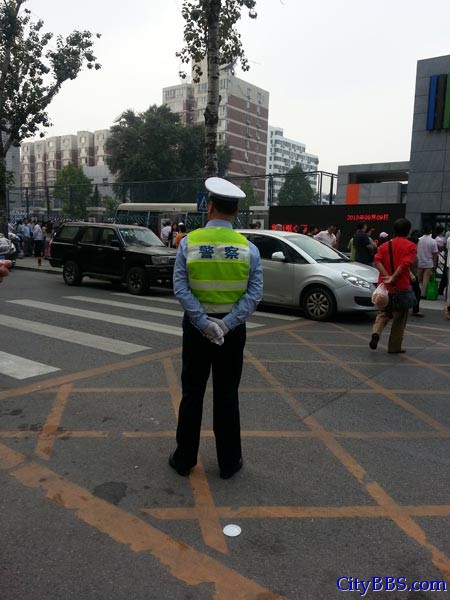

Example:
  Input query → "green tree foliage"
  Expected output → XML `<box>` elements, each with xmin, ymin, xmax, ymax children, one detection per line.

<box><xmin>102</xmin><ymin>195</ymin><xmax>120</xmax><ymax>218</ymax></box>
<box><xmin>0</xmin><ymin>0</ymin><xmax>100</xmax><ymax>231</ymax></box>
<box><xmin>277</xmin><ymin>165</ymin><xmax>315</xmax><ymax>207</ymax></box>
<box><xmin>177</xmin><ymin>0</ymin><xmax>257</xmax><ymax>176</ymax></box>
<box><xmin>217</xmin><ymin>144</ymin><xmax>232</xmax><ymax>177</ymax></box>
<box><xmin>53</xmin><ymin>164</ymin><xmax>93</xmax><ymax>218</ymax></box>
<box><xmin>105</xmin><ymin>105</ymin><xmax>231</xmax><ymax>202</ymax></box>
<box><xmin>239</xmin><ymin>181</ymin><xmax>258</xmax><ymax>211</ymax></box>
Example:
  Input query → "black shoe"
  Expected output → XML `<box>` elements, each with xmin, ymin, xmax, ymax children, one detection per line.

<box><xmin>388</xmin><ymin>349</ymin><xmax>406</xmax><ymax>354</ymax></box>
<box><xmin>369</xmin><ymin>333</ymin><xmax>379</xmax><ymax>350</ymax></box>
<box><xmin>220</xmin><ymin>457</ymin><xmax>243</xmax><ymax>480</ymax></box>
<box><xmin>168</xmin><ymin>453</ymin><xmax>191</xmax><ymax>477</ymax></box>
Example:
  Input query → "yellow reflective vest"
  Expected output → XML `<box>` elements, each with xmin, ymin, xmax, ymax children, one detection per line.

<box><xmin>186</xmin><ymin>227</ymin><xmax>250</xmax><ymax>313</ymax></box>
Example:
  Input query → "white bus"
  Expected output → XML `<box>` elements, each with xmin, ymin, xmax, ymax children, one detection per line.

<box><xmin>116</xmin><ymin>203</ymin><xmax>200</xmax><ymax>232</ymax></box>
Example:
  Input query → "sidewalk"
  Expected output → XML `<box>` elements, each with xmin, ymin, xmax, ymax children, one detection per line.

<box><xmin>13</xmin><ymin>256</ymin><xmax>61</xmax><ymax>274</ymax></box>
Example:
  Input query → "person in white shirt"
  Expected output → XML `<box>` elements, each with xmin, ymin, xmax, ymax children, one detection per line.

<box><xmin>314</xmin><ymin>224</ymin><xmax>339</xmax><ymax>248</ymax></box>
<box><xmin>445</xmin><ymin>234</ymin><xmax>450</xmax><ymax>320</ymax></box>
<box><xmin>33</xmin><ymin>222</ymin><xmax>44</xmax><ymax>261</ymax></box>
<box><xmin>160</xmin><ymin>220</ymin><xmax>172</xmax><ymax>246</ymax></box>
<box><xmin>435</xmin><ymin>225</ymin><xmax>446</xmax><ymax>250</ymax></box>
<box><xmin>417</xmin><ymin>224</ymin><xmax>438</xmax><ymax>298</ymax></box>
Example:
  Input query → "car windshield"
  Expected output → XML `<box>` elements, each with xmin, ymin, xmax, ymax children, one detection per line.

<box><xmin>285</xmin><ymin>234</ymin><xmax>349</xmax><ymax>263</ymax></box>
<box><xmin>118</xmin><ymin>227</ymin><xmax>164</xmax><ymax>247</ymax></box>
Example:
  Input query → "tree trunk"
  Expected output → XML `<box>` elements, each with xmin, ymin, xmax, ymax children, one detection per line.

<box><xmin>0</xmin><ymin>159</ymin><xmax>8</xmax><ymax>236</ymax></box>
<box><xmin>204</xmin><ymin>0</ymin><xmax>221</xmax><ymax>177</ymax></box>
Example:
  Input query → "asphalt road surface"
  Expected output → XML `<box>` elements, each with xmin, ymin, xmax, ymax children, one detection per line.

<box><xmin>1</xmin><ymin>268</ymin><xmax>450</xmax><ymax>599</ymax></box>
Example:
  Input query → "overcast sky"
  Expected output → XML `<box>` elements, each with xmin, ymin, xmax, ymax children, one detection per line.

<box><xmin>27</xmin><ymin>0</ymin><xmax>450</xmax><ymax>174</ymax></box>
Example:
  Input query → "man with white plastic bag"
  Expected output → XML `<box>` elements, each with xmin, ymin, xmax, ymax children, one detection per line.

<box><xmin>369</xmin><ymin>219</ymin><xmax>416</xmax><ymax>354</ymax></box>
<box><xmin>371</xmin><ymin>282</ymin><xmax>389</xmax><ymax>309</ymax></box>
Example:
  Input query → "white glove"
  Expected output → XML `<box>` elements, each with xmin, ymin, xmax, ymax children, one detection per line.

<box><xmin>203</xmin><ymin>321</ymin><xmax>224</xmax><ymax>346</ymax></box>
<box><xmin>207</xmin><ymin>316</ymin><xmax>230</xmax><ymax>336</ymax></box>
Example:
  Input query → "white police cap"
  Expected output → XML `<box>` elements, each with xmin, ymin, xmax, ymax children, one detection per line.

<box><xmin>205</xmin><ymin>177</ymin><xmax>246</xmax><ymax>201</ymax></box>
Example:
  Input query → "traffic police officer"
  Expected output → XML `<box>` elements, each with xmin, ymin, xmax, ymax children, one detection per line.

<box><xmin>170</xmin><ymin>177</ymin><xmax>263</xmax><ymax>479</ymax></box>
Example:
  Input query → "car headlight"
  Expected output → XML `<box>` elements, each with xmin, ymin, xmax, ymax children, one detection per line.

<box><xmin>152</xmin><ymin>256</ymin><xmax>170</xmax><ymax>265</ymax></box>
<box><xmin>341</xmin><ymin>272</ymin><xmax>371</xmax><ymax>289</ymax></box>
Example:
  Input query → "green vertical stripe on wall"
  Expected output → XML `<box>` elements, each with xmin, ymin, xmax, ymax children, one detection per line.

<box><xmin>443</xmin><ymin>75</ymin><xmax>450</xmax><ymax>129</ymax></box>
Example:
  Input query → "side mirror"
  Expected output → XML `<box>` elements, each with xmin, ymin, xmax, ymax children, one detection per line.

<box><xmin>271</xmin><ymin>251</ymin><xmax>286</xmax><ymax>262</ymax></box>
<box><xmin>110</xmin><ymin>239</ymin><xmax>121</xmax><ymax>248</ymax></box>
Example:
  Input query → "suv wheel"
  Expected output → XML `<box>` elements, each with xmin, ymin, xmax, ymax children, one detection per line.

<box><xmin>63</xmin><ymin>260</ymin><xmax>83</xmax><ymax>286</ymax></box>
<box><xmin>126</xmin><ymin>267</ymin><xmax>149</xmax><ymax>295</ymax></box>
<box><xmin>302</xmin><ymin>286</ymin><xmax>336</xmax><ymax>321</ymax></box>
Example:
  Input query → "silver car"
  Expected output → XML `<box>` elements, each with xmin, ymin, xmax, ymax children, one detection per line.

<box><xmin>239</xmin><ymin>230</ymin><xmax>379</xmax><ymax>321</ymax></box>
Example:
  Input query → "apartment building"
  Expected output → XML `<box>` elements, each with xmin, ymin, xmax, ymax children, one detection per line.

<box><xmin>163</xmin><ymin>84</ymin><xmax>196</xmax><ymax>125</ymax></box>
<box><xmin>20</xmin><ymin>129</ymin><xmax>113</xmax><ymax>190</ymax></box>
<box><xmin>266</xmin><ymin>126</ymin><xmax>319</xmax><ymax>205</ymax></box>
<box><xmin>163</xmin><ymin>62</ymin><xmax>270</xmax><ymax>202</ymax></box>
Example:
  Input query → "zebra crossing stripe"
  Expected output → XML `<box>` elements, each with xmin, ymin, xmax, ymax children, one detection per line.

<box><xmin>0</xmin><ymin>350</ymin><xmax>59</xmax><ymax>380</ymax></box>
<box><xmin>7</xmin><ymin>300</ymin><xmax>183</xmax><ymax>337</ymax></box>
<box><xmin>111</xmin><ymin>293</ymin><xmax>301</xmax><ymax>321</ymax></box>
<box><xmin>0</xmin><ymin>315</ymin><xmax>149</xmax><ymax>355</ymax></box>
<box><xmin>64</xmin><ymin>296</ymin><xmax>262</xmax><ymax>329</ymax></box>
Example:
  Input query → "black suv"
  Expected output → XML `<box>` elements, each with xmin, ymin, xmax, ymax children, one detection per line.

<box><xmin>49</xmin><ymin>223</ymin><xmax>177</xmax><ymax>294</ymax></box>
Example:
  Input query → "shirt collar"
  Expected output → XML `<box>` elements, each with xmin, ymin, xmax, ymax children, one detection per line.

<box><xmin>206</xmin><ymin>219</ymin><xmax>233</xmax><ymax>229</ymax></box>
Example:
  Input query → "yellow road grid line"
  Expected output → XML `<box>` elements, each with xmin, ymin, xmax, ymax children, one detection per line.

<box><xmin>332</xmin><ymin>322</ymin><xmax>450</xmax><ymax>382</ymax></box>
<box><xmin>0</xmin><ymin>443</ymin><xmax>282</xmax><ymax>600</ymax></box>
<box><xmin>0</xmin><ymin>319</ymin><xmax>312</xmax><ymax>404</ymax></box>
<box><xmin>162</xmin><ymin>358</ymin><xmax>228</xmax><ymax>556</ymax></box>
<box><xmin>4</xmin><ymin>429</ymin><xmax>450</xmax><ymax>440</ymax></box>
<box><xmin>407</xmin><ymin>332</ymin><xmax>450</xmax><ymax>352</ymax></box>
<box><xmin>35</xmin><ymin>384</ymin><xmax>72</xmax><ymax>460</ymax></box>
<box><xmin>0</xmin><ymin>347</ymin><xmax>181</xmax><ymax>402</ymax></box>
<box><xmin>143</xmin><ymin>504</ymin><xmax>450</xmax><ymax>520</ymax></box>
<box><xmin>289</xmin><ymin>330</ymin><xmax>449</xmax><ymax>433</ymax></box>
<box><xmin>245</xmin><ymin>348</ymin><xmax>450</xmax><ymax>582</ymax></box>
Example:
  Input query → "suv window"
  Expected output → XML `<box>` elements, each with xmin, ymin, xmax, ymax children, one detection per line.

<box><xmin>98</xmin><ymin>228</ymin><xmax>119</xmax><ymax>246</ymax></box>
<box><xmin>80</xmin><ymin>227</ymin><xmax>98</xmax><ymax>243</ymax></box>
<box><xmin>55</xmin><ymin>225</ymin><xmax>80</xmax><ymax>242</ymax></box>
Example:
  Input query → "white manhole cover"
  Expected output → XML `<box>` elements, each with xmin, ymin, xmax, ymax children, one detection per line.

<box><xmin>223</xmin><ymin>524</ymin><xmax>241</xmax><ymax>537</ymax></box>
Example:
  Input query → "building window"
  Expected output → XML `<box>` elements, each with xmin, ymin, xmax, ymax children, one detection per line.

<box><xmin>246</xmin><ymin>87</ymin><xmax>251</xmax><ymax>99</ymax></box>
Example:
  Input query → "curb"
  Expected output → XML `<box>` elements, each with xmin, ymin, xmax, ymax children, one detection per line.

<box><xmin>13</xmin><ymin>263</ymin><xmax>61</xmax><ymax>275</ymax></box>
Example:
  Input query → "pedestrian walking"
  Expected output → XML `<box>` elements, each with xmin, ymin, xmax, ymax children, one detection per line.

<box><xmin>417</xmin><ymin>224</ymin><xmax>438</xmax><ymax>298</ymax></box>
<box><xmin>173</xmin><ymin>223</ymin><xmax>187</xmax><ymax>249</ymax></box>
<box><xmin>445</xmin><ymin>233</ymin><xmax>450</xmax><ymax>320</ymax></box>
<box><xmin>314</xmin><ymin>224</ymin><xmax>338</xmax><ymax>248</ymax></box>
<box><xmin>160</xmin><ymin>220</ymin><xmax>172</xmax><ymax>246</ymax></box>
<box><xmin>169</xmin><ymin>177</ymin><xmax>263</xmax><ymax>479</ymax></box>
<box><xmin>369</xmin><ymin>218</ymin><xmax>417</xmax><ymax>354</ymax></box>
<box><xmin>353</xmin><ymin>221</ymin><xmax>376</xmax><ymax>265</ymax></box>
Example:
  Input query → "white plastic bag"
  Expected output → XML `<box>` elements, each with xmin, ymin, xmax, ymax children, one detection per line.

<box><xmin>371</xmin><ymin>282</ymin><xmax>389</xmax><ymax>309</ymax></box>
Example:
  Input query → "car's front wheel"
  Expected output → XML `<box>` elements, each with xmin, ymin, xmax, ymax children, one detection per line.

<box><xmin>126</xmin><ymin>267</ymin><xmax>149</xmax><ymax>295</ymax></box>
<box><xmin>63</xmin><ymin>260</ymin><xmax>83</xmax><ymax>286</ymax></box>
<box><xmin>302</xmin><ymin>286</ymin><xmax>336</xmax><ymax>321</ymax></box>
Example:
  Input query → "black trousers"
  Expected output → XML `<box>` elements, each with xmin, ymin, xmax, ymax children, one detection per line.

<box><xmin>411</xmin><ymin>279</ymin><xmax>421</xmax><ymax>313</ymax></box>
<box><xmin>173</xmin><ymin>314</ymin><xmax>246</xmax><ymax>472</ymax></box>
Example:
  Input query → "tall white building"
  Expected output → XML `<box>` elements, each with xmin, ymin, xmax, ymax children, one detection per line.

<box><xmin>266</xmin><ymin>126</ymin><xmax>319</xmax><ymax>205</ymax></box>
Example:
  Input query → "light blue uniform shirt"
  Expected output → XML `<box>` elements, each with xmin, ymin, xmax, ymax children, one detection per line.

<box><xmin>173</xmin><ymin>219</ymin><xmax>263</xmax><ymax>332</ymax></box>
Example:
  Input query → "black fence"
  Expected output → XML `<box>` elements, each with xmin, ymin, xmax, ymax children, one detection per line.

<box><xmin>6</xmin><ymin>171</ymin><xmax>337</xmax><ymax>223</ymax></box>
